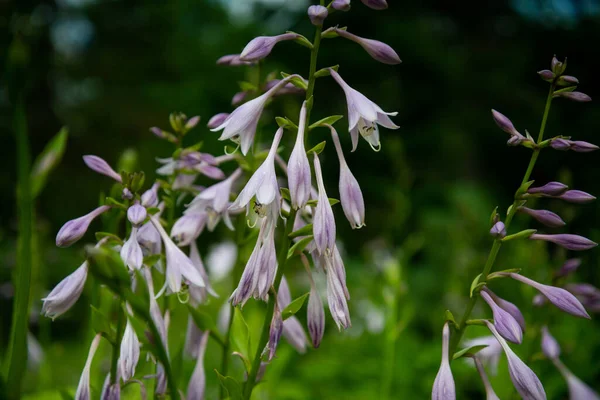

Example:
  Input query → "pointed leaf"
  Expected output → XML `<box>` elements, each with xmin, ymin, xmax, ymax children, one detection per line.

<box><xmin>287</xmin><ymin>236</ymin><xmax>314</xmax><ymax>259</ymax></box>
<box><xmin>215</xmin><ymin>371</ymin><xmax>243</xmax><ymax>400</ymax></box>
<box><xmin>453</xmin><ymin>344</ymin><xmax>488</xmax><ymax>360</ymax></box>
<box><xmin>289</xmin><ymin>224</ymin><xmax>313</xmax><ymax>239</ymax></box>
<box><xmin>281</xmin><ymin>292</ymin><xmax>310</xmax><ymax>320</ymax></box>
<box><xmin>31</xmin><ymin>127</ymin><xmax>69</xmax><ymax>198</ymax></box>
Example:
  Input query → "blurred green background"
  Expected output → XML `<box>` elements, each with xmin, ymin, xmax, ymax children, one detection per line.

<box><xmin>2</xmin><ymin>0</ymin><xmax>600</xmax><ymax>398</ymax></box>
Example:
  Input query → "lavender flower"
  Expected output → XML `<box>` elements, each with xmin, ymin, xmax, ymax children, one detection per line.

<box><xmin>186</xmin><ymin>331</ymin><xmax>209</xmax><ymax>400</ymax></box>
<box><xmin>329</xmin><ymin>125</ymin><xmax>365</xmax><ymax>229</ymax></box>
<box><xmin>307</xmin><ymin>282</ymin><xmax>325</xmax><ymax>348</ymax></box>
<box><xmin>537</xmin><ymin>70</ymin><xmax>555</xmax><ymax>81</ymax></box>
<box><xmin>518</xmin><ymin>207</ymin><xmax>566</xmax><ymax>228</ymax></box>
<box><xmin>216</xmin><ymin>54</ymin><xmax>253</xmax><ymax>66</ymax></box>
<box><xmin>119</xmin><ymin>318</ymin><xmax>140</xmax><ymax>381</ymax></box>
<box><xmin>82</xmin><ymin>155</ymin><xmax>122</xmax><ymax>182</ymax></box>
<box><xmin>551</xmin><ymin>138</ymin><xmax>571</xmax><ymax>150</ymax></box>
<box><xmin>490</xmin><ymin>221</ymin><xmax>506</xmax><ymax>239</ymax></box>
<box><xmin>540</xmin><ymin>326</ymin><xmax>560</xmax><ymax>360</ymax></box>
<box><xmin>231</xmin><ymin>91</ymin><xmax>247</xmax><ymax>106</ymax></box>
<box><xmin>555</xmin><ymin>258</ymin><xmax>581</xmax><ymax>278</ymax></box>
<box><xmin>287</xmin><ymin>102</ymin><xmax>311</xmax><ymax>209</ymax></box>
<box><xmin>278</xmin><ymin>277</ymin><xmax>309</xmax><ymax>353</ymax></box>
<box><xmin>333</xmin><ymin>28</ymin><xmax>401</xmax><ymax>65</ymax></box>
<box><xmin>100</xmin><ymin>374</ymin><xmax>120</xmax><ymax>400</ymax></box>
<box><xmin>485</xmin><ymin>289</ymin><xmax>525</xmax><ymax>331</ymax></box>
<box><xmin>530</xmin><ymin>233</ymin><xmax>597</xmax><ymax>251</ymax></box>
<box><xmin>42</xmin><ymin>261</ymin><xmax>88</xmax><ymax>319</ymax></box>
<box><xmin>188</xmin><ymin>241</ymin><xmax>217</xmax><ymax>305</ymax></box>
<box><xmin>75</xmin><ymin>334</ymin><xmax>102</xmax><ymax>400</ymax></box>
<box><xmin>432</xmin><ymin>322</ymin><xmax>455</xmax><ymax>400</ymax></box>
<box><xmin>308</xmin><ymin>5</ymin><xmax>328</xmax><ymax>25</ymax></box>
<box><xmin>325</xmin><ymin>251</ymin><xmax>351</xmax><ymax>330</ymax></box>
<box><xmin>207</xmin><ymin>113</ymin><xmax>230</xmax><ymax>129</ymax></box>
<box><xmin>229</xmin><ymin>128</ymin><xmax>283</xmax><ymax>212</ymax></box>
<box><xmin>150</xmin><ymin>215</ymin><xmax>205</xmax><ymax>293</ymax></box>
<box><xmin>266</xmin><ymin>305</ymin><xmax>283</xmax><ymax>361</ymax></box>
<box><xmin>485</xmin><ymin>321</ymin><xmax>546</xmax><ymax>400</ymax></box>
<box><xmin>473</xmin><ymin>357</ymin><xmax>500</xmax><ymax>400</ymax></box>
<box><xmin>554</xmin><ymin>91</ymin><xmax>592</xmax><ymax>102</ymax></box>
<box><xmin>527</xmin><ymin>181</ymin><xmax>568</xmax><ymax>196</ymax></box>
<box><xmin>170</xmin><ymin>213</ymin><xmax>207</xmax><ymax>247</ymax></box>
<box><xmin>570</xmin><ymin>140</ymin><xmax>599</xmax><ymax>152</ymax></box>
<box><xmin>141</xmin><ymin>182</ymin><xmax>160</xmax><ymax>207</ymax></box>
<box><xmin>313</xmin><ymin>153</ymin><xmax>337</xmax><ymax>255</ymax></box>
<box><xmin>480</xmin><ymin>289</ymin><xmax>523</xmax><ymax>344</ymax></box>
<box><xmin>239</xmin><ymin>33</ymin><xmax>300</xmax><ymax>62</ymax></box>
<box><xmin>556</xmin><ymin>190</ymin><xmax>596</xmax><ymax>204</ymax></box>
<box><xmin>332</xmin><ymin>0</ymin><xmax>351</xmax><ymax>11</ymax></box>
<box><xmin>56</xmin><ymin>205</ymin><xmax>111</xmax><ymax>247</ymax></box>
<box><xmin>491</xmin><ymin>109</ymin><xmax>527</xmax><ymax>145</ymax></box>
<box><xmin>510</xmin><ymin>273</ymin><xmax>590</xmax><ymax>319</ymax></box>
<box><xmin>562</xmin><ymin>370</ymin><xmax>600</xmax><ymax>400</ymax></box>
<box><xmin>120</xmin><ymin>227</ymin><xmax>143</xmax><ymax>270</ymax></box>
<box><xmin>330</xmin><ymin>68</ymin><xmax>399</xmax><ymax>151</ymax></box>
<box><xmin>361</xmin><ymin>0</ymin><xmax>388</xmax><ymax>9</ymax></box>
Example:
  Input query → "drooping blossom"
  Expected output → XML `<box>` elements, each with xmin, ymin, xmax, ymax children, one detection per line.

<box><xmin>287</xmin><ymin>102</ymin><xmax>311</xmax><ymax>209</ymax></box>
<box><xmin>491</xmin><ymin>109</ymin><xmax>528</xmax><ymax>146</ymax></box>
<box><xmin>239</xmin><ymin>33</ymin><xmax>300</xmax><ymax>62</ymax></box>
<box><xmin>313</xmin><ymin>153</ymin><xmax>336</xmax><ymax>255</ymax></box>
<box><xmin>119</xmin><ymin>316</ymin><xmax>140</xmax><ymax>381</ymax></box>
<box><xmin>75</xmin><ymin>334</ymin><xmax>102</xmax><ymax>400</ymax></box>
<box><xmin>278</xmin><ymin>277</ymin><xmax>309</xmax><ymax>353</ymax></box>
<box><xmin>186</xmin><ymin>331</ymin><xmax>209</xmax><ymax>400</ymax></box>
<box><xmin>56</xmin><ymin>205</ymin><xmax>111</xmax><ymax>247</ymax></box>
<box><xmin>331</xmin><ymin>27</ymin><xmax>400</xmax><ymax>65</ymax></box>
<box><xmin>529</xmin><ymin>233</ymin><xmax>597</xmax><ymax>251</ymax></box>
<box><xmin>480</xmin><ymin>288</ymin><xmax>523</xmax><ymax>344</ymax></box>
<box><xmin>307</xmin><ymin>279</ymin><xmax>325</xmax><ymax>348</ymax></box>
<box><xmin>120</xmin><ymin>227</ymin><xmax>143</xmax><ymax>270</ymax></box>
<box><xmin>188</xmin><ymin>241</ymin><xmax>217</xmax><ymax>305</ymax></box>
<box><xmin>42</xmin><ymin>261</ymin><xmax>88</xmax><ymax>319</ymax></box>
<box><xmin>540</xmin><ymin>326</ymin><xmax>560</xmax><ymax>360</ymax></box>
<box><xmin>266</xmin><ymin>305</ymin><xmax>283</xmax><ymax>361</ymax></box>
<box><xmin>432</xmin><ymin>322</ymin><xmax>456</xmax><ymax>400</ymax></box>
<box><xmin>330</xmin><ymin>68</ymin><xmax>399</xmax><ymax>151</ymax></box>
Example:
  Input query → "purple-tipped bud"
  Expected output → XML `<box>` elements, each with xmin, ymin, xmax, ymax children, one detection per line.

<box><xmin>56</xmin><ymin>205</ymin><xmax>111</xmax><ymax>247</ymax></box>
<box><xmin>207</xmin><ymin>113</ymin><xmax>230</xmax><ymax>129</ymax></box>
<box><xmin>527</xmin><ymin>181</ymin><xmax>569</xmax><ymax>196</ymax></box>
<box><xmin>485</xmin><ymin>321</ymin><xmax>547</xmax><ymax>400</ymax></box>
<box><xmin>141</xmin><ymin>182</ymin><xmax>160</xmax><ymax>208</ymax></box>
<box><xmin>556</xmin><ymin>190</ymin><xmax>596</xmax><ymax>204</ymax></box>
<box><xmin>510</xmin><ymin>273</ymin><xmax>590</xmax><ymax>319</ymax></box>
<box><xmin>551</xmin><ymin>56</ymin><xmax>561</xmax><ymax>73</ymax></box>
<box><xmin>530</xmin><ymin>233</ymin><xmax>597</xmax><ymax>251</ymax></box>
<box><xmin>308</xmin><ymin>5</ymin><xmax>328</xmax><ymax>25</ymax></box>
<box><xmin>121</xmin><ymin>227</ymin><xmax>143</xmax><ymax>270</ymax></box>
<box><xmin>239</xmin><ymin>33</ymin><xmax>300</xmax><ymax>62</ymax></box>
<box><xmin>555</xmin><ymin>91</ymin><xmax>592</xmax><ymax>102</ymax></box>
<box><xmin>361</xmin><ymin>0</ymin><xmax>388</xmax><ymax>10</ymax></box>
<box><xmin>307</xmin><ymin>284</ymin><xmax>325</xmax><ymax>348</ymax></box>
<box><xmin>558</xmin><ymin>75</ymin><xmax>579</xmax><ymax>85</ymax></box>
<box><xmin>231</xmin><ymin>91</ymin><xmax>247</xmax><ymax>106</ymax></box>
<box><xmin>485</xmin><ymin>288</ymin><xmax>526</xmax><ymax>331</ymax></box>
<box><xmin>569</xmin><ymin>140</ymin><xmax>599</xmax><ymax>153</ymax></box>
<box><xmin>518</xmin><ymin>207</ymin><xmax>566</xmax><ymax>228</ymax></box>
<box><xmin>432</xmin><ymin>322</ymin><xmax>456</xmax><ymax>400</ymax></box>
<box><xmin>332</xmin><ymin>0</ymin><xmax>351</xmax><ymax>11</ymax></box>
<box><xmin>555</xmin><ymin>258</ymin><xmax>581</xmax><ymax>278</ymax></box>
<box><xmin>185</xmin><ymin>115</ymin><xmax>200</xmax><ymax>130</ymax></box>
<box><xmin>83</xmin><ymin>155</ymin><xmax>122</xmax><ymax>183</ymax></box>
<box><xmin>127</xmin><ymin>202</ymin><xmax>147</xmax><ymax>226</ymax></box>
<box><xmin>540</xmin><ymin>326</ymin><xmax>560</xmax><ymax>359</ymax></box>
<box><xmin>481</xmin><ymin>289</ymin><xmax>523</xmax><ymax>344</ymax></box>
<box><xmin>491</xmin><ymin>110</ymin><xmax>519</xmax><ymax>135</ymax></box>
<box><xmin>266</xmin><ymin>305</ymin><xmax>283</xmax><ymax>361</ymax></box>
<box><xmin>334</xmin><ymin>28</ymin><xmax>401</xmax><ymax>65</ymax></box>
<box><xmin>490</xmin><ymin>221</ymin><xmax>506</xmax><ymax>239</ymax></box>
<box><xmin>537</xmin><ymin>70</ymin><xmax>555</xmax><ymax>82</ymax></box>
<box><xmin>551</xmin><ymin>138</ymin><xmax>571</xmax><ymax>151</ymax></box>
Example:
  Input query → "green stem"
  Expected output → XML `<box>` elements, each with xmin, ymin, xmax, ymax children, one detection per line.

<box><xmin>449</xmin><ymin>84</ymin><xmax>555</xmax><ymax>356</ymax></box>
<box><xmin>242</xmin><ymin>209</ymin><xmax>298</xmax><ymax>400</ymax></box>
<box><xmin>110</xmin><ymin>306</ymin><xmax>125</xmax><ymax>385</ymax></box>
<box><xmin>4</xmin><ymin>97</ymin><xmax>33</xmax><ymax>400</ymax></box>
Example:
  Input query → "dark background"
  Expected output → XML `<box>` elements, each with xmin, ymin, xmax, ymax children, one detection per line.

<box><xmin>1</xmin><ymin>0</ymin><xmax>599</xmax><ymax>398</ymax></box>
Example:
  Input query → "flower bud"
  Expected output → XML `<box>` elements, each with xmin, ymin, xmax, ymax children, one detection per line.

<box><xmin>490</xmin><ymin>221</ymin><xmax>506</xmax><ymax>239</ymax></box>
<box><xmin>481</xmin><ymin>289</ymin><xmax>523</xmax><ymax>344</ymax></box>
<box><xmin>56</xmin><ymin>205</ymin><xmax>111</xmax><ymax>247</ymax></box>
<box><xmin>569</xmin><ymin>140</ymin><xmax>599</xmax><ymax>152</ymax></box>
<box><xmin>127</xmin><ymin>203</ymin><xmax>147</xmax><ymax>226</ymax></box>
<box><xmin>76</xmin><ymin>334</ymin><xmax>102</xmax><ymax>400</ymax></box>
<box><xmin>240</xmin><ymin>33</ymin><xmax>300</xmax><ymax>62</ymax></box>
<box><xmin>122</xmin><ymin>187</ymin><xmax>133</xmax><ymax>200</ymax></box>
<box><xmin>555</xmin><ymin>258</ymin><xmax>581</xmax><ymax>278</ymax></box>
<box><xmin>361</xmin><ymin>0</ymin><xmax>388</xmax><ymax>10</ymax></box>
<box><xmin>555</xmin><ymin>91</ymin><xmax>591</xmax><ymax>102</ymax></box>
<box><xmin>540</xmin><ymin>326</ymin><xmax>560</xmax><ymax>359</ymax></box>
<box><xmin>308</xmin><ymin>5</ymin><xmax>328</xmax><ymax>25</ymax></box>
<box><xmin>313</xmin><ymin>154</ymin><xmax>337</xmax><ymax>255</ymax></box>
<box><xmin>231</xmin><ymin>91</ymin><xmax>247</xmax><ymax>106</ymax></box>
<box><xmin>530</xmin><ymin>233</ymin><xmax>597</xmax><ymax>251</ymax></box>
<box><xmin>120</xmin><ymin>227</ymin><xmax>143</xmax><ymax>270</ymax></box>
<box><xmin>332</xmin><ymin>0</ymin><xmax>351</xmax><ymax>11</ymax></box>
<box><xmin>83</xmin><ymin>155</ymin><xmax>122</xmax><ymax>183</ymax></box>
<box><xmin>537</xmin><ymin>70</ymin><xmax>555</xmax><ymax>82</ymax></box>
<box><xmin>307</xmin><ymin>284</ymin><xmax>325</xmax><ymax>348</ymax></box>
<box><xmin>432</xmin><ymin>322</ymin><xmax>455</xmax><ymax>400</ymax></box>
<box><xmin>207</xmin><ymin>113</ymin><xmax>230</xmax><ymax>129</ymax></box>
<box><xmin>527</xmin><ymin>181</ymin><xmax>568</xmax><ymax>196</ymax></box>
<box><xmin>288</xmin><ymin>102</ymin><xmax>311</xmax><ymax>209</ymax></box>
<box><xmin>170</xmin><ymin>213</ymin><xmax>207</xmax><ymax>247</ymax></box>
<box><xmin>119</xmin><ymin>319</ymin><xmax>140</xmax><ymax>381</ymax></box>
<box><xmin>557</xmin><ymin>75</ymin><xmax>579</xmax><ymax>85</ymax></box>
<box><xmin>141</xmin><ymin>182</ymin><xmax>160</xmax><ymax>207</ymax></box>
<box><xmin>266</xmin><ymin>305</ymin><xmax>283</xmax><ymax>361</ymax></box>
<box><xmin>551</xmin><ymin>56</ymin><xmax>566</xmax><ymax>75</ymax></box>
<box><xmin>551</xmin><ymin>138</ymin><xmax>571</xmax><ymax>150</ymax></box>
<box><xmin>186</xmin><ymin>331</ymin><xmax>209</xmax><ymax>400</ymax></box>
<box><xmin>491</xmin><ymin>110</ymin><xmax>519</xmax><ymax>135</ymax></box>
<box><xmin>184</xmin><ymin>115</ymin><xmax>200</xmax><ymax>130</ymax></box>
<box><xmin>518</xmin><ymin>207</ymin><xmax>565</xmax><ymax>228</ymax></box>
<box><xmin>336</xmin><ymin>29</ymin><xmax>400</xmax><ymax>65</ymax></box>
<box><xmin>216</xmin><ymin>54</ymin><xmax>252</xmax><ymax>66</ymax></box>
<box><xmin>42</xmin><ymin>262</ymin><xmax>88</xmax><ymax>319</ymax></box>
<box><xmin>485</xmin><ymin>288</ymin><xmax>526</xmax><ymax>331</ymax></box>
<box><xmin>556</xmin><ymin>190</ymin><xmax>596</xmax><ymax>204</ymax></box>
<box><xmin>510</xmin><ymin>273</ymin><xmax>590</xmax><ymax>319</ymax></box>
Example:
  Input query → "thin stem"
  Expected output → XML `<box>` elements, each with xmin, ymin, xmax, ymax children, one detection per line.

<box><xmin>242</xmin><ymin>209</ymin><xmax>298</xmax><ymax>400</ymax></box>
<box><xmin>449</xmin><ymin>84</ymin><xmax>555</xmax><ymax>356</ymax></box>
<box><xmin>4</xmin><ymin>97</ymin><xmax>33</xmax><ymax>400</ymax></box>
<box><xmin>110</xmin><ymin>306</ymin><xmax>125</xmax><ymax>385</ymax></box>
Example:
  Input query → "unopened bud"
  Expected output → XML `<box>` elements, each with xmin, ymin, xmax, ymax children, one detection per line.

<box><xmin>537</xmin><ymin>69</ymin><xmax>555</xmax><ymax>82</ymax></box>
<box><xmin>527</xmin><ymin>181</ymin><xmax>568</xmax><ymax>196</ymax></box>
<box><xmin>551</xmin><ymin>138</ymin><xmax>571</xmax><ymax>151</ymax></box>
<box><xmin>308</xmin><ymin>5</ymin><xmax>328</xmax><ymax>26</ymax></box>
<box><xmin>490</xmin><ymin>221</ymin><xmax>506</xmax><ymax>239</ymax></box>
<box><xmin>557</xmin><ymin>75</ymin><xmax>579</xmax><ymax>86</ymax></box>
<box><xmin>569</xmin><ymin>140</ymin><xmax>598</xmax><ymax>153</ymax></box>
<box><xmin>555</xmin><ymin>91</ymin><xmax>591</xmax><ymax>102</ymax></box>
<box><xmin>332</xmin><ymin>0</ymin><xmax>351</xmax><ymax>11</ymax></box>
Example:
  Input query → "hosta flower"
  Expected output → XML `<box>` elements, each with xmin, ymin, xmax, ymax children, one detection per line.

<box><xmin>119</xmin><ymin>318</ymin><xmax>140</xmax><ymax>381</ymax></box>
<box><xmin>485</xmin><ymin>321</ymin><xmax>546</xmax><ymax>400</ymax></box>
<box><xmin>100</xmin><ymin>373</ymin><xmax>120</xmax><ymax>400</ymax></box>
<box><xmin>510</xmin><ymin>273</ymin><xmax>590</xmax><ymax>318</ymax></box>
<box><xmin>332</xmin><ymin>0</ymin><xmax>351</xmax><ymax>11</ymax></box>
<box><xmin>518</xmin><ymin>207</ymin><xmax>565</xmax><ymax>228</ymax></box>
<box><xmin>330</xmin><ymin>125</ymin><xmax>365</xmax><ymax>228</ymax></box>
<box><xmin>484</xmin><ymin>288</ymin><xmax>525</xmax><ymax>331</ymax></box>
<box><xmin>332</xmin><ymin>27</ymin><xmax>400</xmax><ymax>65</ymax></box>
<box><xmin>287</xmin><ymin>102</ymin><xmax>311</xmax><ymax>209</ymax></box>
<box><xmin>266</xmin><ymin>305</ymin><xmax>283</xmax><ymax>361</ymax></box>
<box><xmin>555</xmin><ymin>258</ymin><xmax>581</xmax><ymax>278</ymax></box>
<box><xmin>141</xmin><ymin>182</ymin><xmax>160</xmax><ymax>207</ymax></box>
<box><xmin>491</xmin><ymin>109</ymin><xmax>528</xmax><ymax>146</ymax></box>
<box><xmin>556</xmin><ymin>190</ymin><xmax>596</xmax><ymax>204</ymax></box>
<box><xmin>127</xmin><ymin>202</ymin><xmax>147</xmax><ymax>226</ymax></box>
<box><xmin>323</xmin><ymin>248</ymin><xmax>351</xmax><ymax>330</ymax></box>
<box><xmin>308</xmin><ymin>5</ymin><xmax>328</xmax><ymax>26</ymax></box>
<box><xmin>432</xmin><ymin>322</ymin><xmax>455</xmax><ymax>400</ymax></box>
<box><xmin>527</xmin><ymin>181</ymin><xmax>568</xmax><ymax>196</ymax></box>
<box><xmin>207</xmin><ymin>113</ymin><xmax>230</xmax><ymax>129</ymax></box>
<box><xmin>530</xmin><ymin>233</ymin><xmax>597</xmax><ymax>251</ymax></box>
<box><xmin>75</xmin><ymin>334</ymin><xmax>102</xmax><ymax>400</ymax></box>
<box><xmin>170</xmin><ymin>212</ymin><xmax>208</xmax><ymax>247</ymax></box>
<box><xmin>120</xmin><ymin>227</ymin><xmax>143</xmax><ymax>270</ymax></box>
<box><xmin>83</xmin><ymin>155</ymin><xmax>122</xmax><ymax>182</ymax></box>
<box><xmin>56</xmin><ymin>205</ymin><xmax>111</xmax><ymax>247</ymax></box>
<box><xmin>229</xmin><ymin>128</ymin><xmax>283</xmax><ymax>212</ymax></box>
<box><xmin>480</xmin><ymin>288</ymin><xmax>523</xmax><ymax>344</ymax></box>
<box><xmin>307</xmin><ymin>281</ymin><xmax>325</xmax><ymax>348</ymax></box>
<box><xmin>212</xmin><ymin>78</ymin><xmax>298</xmax><ymax>155</ymax></box>
<box><xmin>188</xmin><ymin>241</ymin><xmax>216</xmax><ymax>305</ymax></box>
<box><xmin>313</xmin><ymin>153</ymin><xmax>336</xmax><ymax>255</ymax></box>
<box><xmin>186</xmin><ymin>331</ymin><xmax>209</xmax><ymax>400</ymax></box>
<box><xmin>540</xmin><ymin>326</ymin><xmax>560</xmax><ymax>360</ymax></box>
<box><xmin>278</xmin><ymin>277</ymin><xmax>308</xmax><ymax>353</ymax></box>
<box><xmin>42</xmin><ymin>261</ymin><xmax>88</xmax><ymax>319</ymax></box>
<box><xmin>330</xmin><ymin>69</ymin><xmax>399</xmax><ymax>151</ymax></box>
<box><xmin>239</xmin><ymin>33</ymin><xmax>300</xmax><ymax>62</ymax></box>
<box><xmin>489</xmin><ymin>221</ymin><xmax>506</xmax><ymax>238</ymax></box>
<box><xmin>150</xmin><ymin>215</ymin><xmax>205</xmax><ymax>293</ymax></box>
<box><xmin>473</xmin><ymin>357</ymin><xmax>501</xmax><ymax>400</ymax></box>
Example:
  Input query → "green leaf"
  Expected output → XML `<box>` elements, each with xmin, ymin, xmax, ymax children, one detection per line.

<box><xmin>275</xmin><ymin>116</ymin><xmax>298</xmax><ymax>130</ymax></box>
<box><xmin>488</xmin><ymin>268</ymin><xmax>521</xmax><ymax>280</ymax></box>
<box><xmin>488</xmin><ymin>206</ymin><xmax>498</xmax><ymax>227</ymax></box>
<box><xmin>314</xmin><ymin>65</ymin><xmax>339</xmax><ymax>78</ymax></box>
<box><xmin>280</xmin><ymin>187</ymin><xmax>291</xmax><ymax>201</ymax></box>
<box><xmin>130</xmin><ymin>171</ymin><xmax>145</xmax><ymax>193</ymax></box>
<box><xmin>91</xmin><ymin>305</ymin><xmax>116</xmax><ymax>344</ymax></box>
<box><xmin>280</xmin><ymin>72</ymin><xmax>308</xmax><ymax>90</ymax></box>
<box><xmin>143</xmin><ymin>254</ymin><xmax>162</xmax><ymax>267</ymax></box>
<box><xmin>287</xmin><ymin>236</ymin><xmax>314</xmax><ymax>259</ymax></box>
<box><xmin>286</xmin><ymin>31</ymin><xmax>313</xmax><ymax>49</ymax></box>
<box><xmin>289</xmin><ymin>224</ymin><xmax>313</xmax><ymax>239</ymax></box>
<box><xmin>187</xmin><ymin>305</ymin><xmax>219</xmax><ymax>333</ymax></box>
<box><xmin>281</xmin><ymin>292</ymin><xmax>310</xmax><ymax>320</ymax></box>
<box><xmin>306</xmin><ymin>141</ymin><xmax>326</xmax><ymax>155</ymax></box>
<box><xmin>215</xmin><ymin>371</ymin><xmax>243</xmax><ymax>400</ymax></box>
<box><xmin>306</xmin><ymin>198</ymin><xmax>340</xmax><ymax>207</ymax></box>
<box><xmin>105</xmin><ymin>196</ymin><xmax>127</xmax><ymax>210</ymax></box>
<box><xmin>453</xmin><ymin>344</ymin><xmax>488</xmax><ymax>360</ymax></box>
<box><xmin>95</xmin><ymin>232</ymin><xmax>123</xmax><ymax>245</ymax></box>
<box><xmin>554</xmin><ymin>86</ymin><xmax>577</xmax><ymax>94</ymax></box>
<box><xmin>444</xmin><ymin>310</ymin><xmax>456</xmax><ymax>326</ymax></box>
<box><xmin>231</xmin><ymin>308</ymin><xmax>251</xmax><ymax>362</ymax></box>
<box><xmin>321</xmin><ymin>26</ymin><xmax>347</xmax><ymax>39</ymax></box>
<box><xmin>469</xmin><ymin>273</ymin><xmax>484</xmax><ymax>297</ymax></box>
<box><xmin>30</xmin><ymin>127</ymin><xmax>68</xmax><ymax>198</ymax></box>
<box><xmin>309</xmin><ymin>115</ymin><xmax>344</xmax><ymax>130</ymax></box>
<box><xmin>501</xmin><ymin>229</ymin><xmax>537</xmax><ymax>242</ymax></box>
<box><xmin>231</xmin><ymin>352</ymin><xmax>252</xmax><ymax>373</ymax></box>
